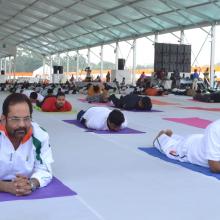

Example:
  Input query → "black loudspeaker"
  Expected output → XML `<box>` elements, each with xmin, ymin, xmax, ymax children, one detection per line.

<box><xmin>58</xmin><ymin>66</ymin><xmax>63</xmax><ymax>74</ymax></box>
<box><xmin>154</xmin><ymin>43</ymin><xmax>191</xmax><ymax>72</ymax></box>
<box><xmin>1</xmin><ymin>70</ymin><xmax>5</xmax><ymax>75</ymax></box>
<box><xmin>53</xmin><ymin>66</ymin><xmax>59</xmax><ymax>74</ymax></box>
<box><xmin>118</xmin><ymin>58</ymin><xmax>125</xmax><ymax>70</ymax></box>
<box><xmin>53</xmin><ymin>66</ymin><xmax>63</xmax><ymax>74</ymax></box>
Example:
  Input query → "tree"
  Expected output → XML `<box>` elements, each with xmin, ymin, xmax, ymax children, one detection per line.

<box><xmin>14</xmin><ymin>48</ymin><xmax>118</xmax><ymax>72</ymax></box>
<box><xmin>15</xmin><ymin>48</ymin><xmax>42</xmax><ymax>72</ymax></box>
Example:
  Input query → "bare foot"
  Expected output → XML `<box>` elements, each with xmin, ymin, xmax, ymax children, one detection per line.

<box><xmin>165</xmin><ymin>129</ymin><xmax>173</xmax><ymax>137</ymax></box>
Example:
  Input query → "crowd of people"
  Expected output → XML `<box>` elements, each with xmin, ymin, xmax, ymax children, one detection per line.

<box><xmin>0</xmin><ymin>67</ymin><xmax>220</xmax><ymax>196</ymax></box>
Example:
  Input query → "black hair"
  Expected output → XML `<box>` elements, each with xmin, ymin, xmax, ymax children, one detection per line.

<box><xmin>108</xmin><ymin>109</ymin><xmax>125</xmax><ymax>126</ymax></box>
<box><xmin>85</xmin><ymin>67</ymin><xmax>91</xmax><ymax>71</ymax></box>
<box><xmin>56</xmin><ymin>91</ymin><xmax>65</xmax><ymax>98</ymax></box>
<box><xmin>30</xmin><ymin>92</ymin><xmax>38</xmax><ymax>100</ymax></box>
<box><xmin>47</xmin><ymin>88</ymin><xmax>53</xmax><ymax>94</ymax></box>
<box><xmin>141</xmin><ymin>96</ymin><xmax>152</xmax><ymax>110</ymax></box>
<box><xmin>2</xmin><ymin>93</ymin><xmax>33</xmax><ymax>116</ymax></box>
<box><xmin>93</xmin><ymin>85</ymin><xmax>100</xmax><ymax>93</ymax></box>
<box><xmin>86</xmin><ymin>83</ymin><xmax>92</xmax><ymax>89</ymax></box>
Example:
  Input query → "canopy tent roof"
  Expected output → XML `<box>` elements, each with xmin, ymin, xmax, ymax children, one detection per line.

<box><xmin>32</xmin><ymin>64</ymin><xmax>50</xmax><ymax>77</ymax></box>
<box><xmin>0</xmin><ymin>0</ymin><xmax>220</xmax><ymax>57</ymax></box>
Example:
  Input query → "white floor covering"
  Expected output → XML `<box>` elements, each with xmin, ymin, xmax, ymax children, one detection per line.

<box><xmin>0</xmin><ymin>92</ymin><xmax>220</xmax><ymax>220</ymax></box>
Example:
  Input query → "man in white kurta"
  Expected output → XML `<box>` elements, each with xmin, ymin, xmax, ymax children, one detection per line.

<box><xmin>153</xmin><ymin>119</ymin><xmax>220</xmax><ymax>171</ymax></box>
<box><xmin>22</xmin><ymin>90</ymin><xmax>44</xmax><ymax>102</ymax></box>
<box><xmin>78</xmin><ymin>107</ymin><xmax>127</xmax><ymax>131</ymax></box>
<box><xmin>0</xmin><ymin>93</ymin><xmax>53</xmax><ymax>196</ymax></box>
<box><xmin>0</xmin><ymin>122</ymin><xmax>53</xmax><ymax>186</ymax></box>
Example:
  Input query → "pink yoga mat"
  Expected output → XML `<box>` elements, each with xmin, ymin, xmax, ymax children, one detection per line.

<box><xmin>181</xmin><ymin>107</ymin><xmax>220</xmax><ymax>112</ymax></box>
<box><xmin>163</xmin><ymin>117</ymin><xmax>212</xmax><ymax>129</ymax></box>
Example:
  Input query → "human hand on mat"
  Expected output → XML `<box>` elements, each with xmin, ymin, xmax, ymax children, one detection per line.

<box><xmin>12</xmin><ymin>174</ymin><xmax>32</xmax><ymax>196</ymax></box>
<box><xmin>0</xmin><ymin>175</ymin><xmax>31</xmax><ymax>196</ymax></box>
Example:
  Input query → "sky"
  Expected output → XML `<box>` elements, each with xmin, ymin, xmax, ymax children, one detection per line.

<box><xmin>70</xmin><ymin>25</ymin><xmax>220</xmax><ymax>68</ymax></box>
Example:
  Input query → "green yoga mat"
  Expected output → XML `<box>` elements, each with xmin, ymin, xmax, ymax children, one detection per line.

<box><xmin>33</xmin><ymin>105</ymin><xmax>77</xmax><ymax>113</ymax></box>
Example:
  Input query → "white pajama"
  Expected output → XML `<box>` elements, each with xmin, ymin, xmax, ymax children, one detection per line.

<box><xmin>154</xmin><ymin>119</ymin><xmax>220</xmax><ymax>168</ymax></box>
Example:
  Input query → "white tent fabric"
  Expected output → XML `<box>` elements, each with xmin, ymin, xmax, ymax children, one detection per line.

<box><xmin>0</xmin><ymin>0</ymin><xmax>220</xmax><ymax>56</ymax></box>
<box><xmin>33</xmin><ymin>64</ymin><xmax>51</xmax><ymax>79</ymax></box>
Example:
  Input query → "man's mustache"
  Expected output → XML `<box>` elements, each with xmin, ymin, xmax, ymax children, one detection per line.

<box><xmin>14</xmin><ymin>128</ymin><xmax>27</xmax><ymax>134</ymax></box>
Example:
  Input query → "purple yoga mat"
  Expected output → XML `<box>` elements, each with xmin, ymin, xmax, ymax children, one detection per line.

<box><xmin>0</xmin><ymin>177</ymin><xmax>77</xmax><ymax>202</ymax></box>
<box><xmin>63</xmin><ymin>119</ymin><xmax>85</xmax><ymax>129</ymax></box>
<box><xmin>163</xmin><ymin>117</ymin><xmax>212</xmax><ymax>129</ymax></box>
<box><xmin>78</xmin><ymin>98</ymin><xmax>112</xmax><ymax>106</ymax></box>
<box><xmin>63</xmin><ymin>119</ymin><xmax>145</xmax><ymax>134</ymax></box>
<box><xmin>87</xmin><ymin>128</ymin><xmax>145</xmax><ymax>134</ymax></box>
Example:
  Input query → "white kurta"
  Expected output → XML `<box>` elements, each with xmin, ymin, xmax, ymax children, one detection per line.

<box><xmin>0</xmin><ymin>122</ymin><xmax>53</xmax><ymax>187</ymax></box>
<box><xmin>154</xmin><ymin>119</ymin><xmax>220</xmax><ymax>167</ymax></box>
<box><xmin>22</xmin><ymin>90</ymin><xmax>44</xmax><ymax>102</ymax></box>
<box><xmin>82</xmin><ymin>107</ymin><xmax>128</xmax><ymax>130</ymax></box>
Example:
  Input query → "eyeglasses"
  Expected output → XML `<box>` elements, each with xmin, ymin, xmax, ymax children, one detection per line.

<box><xmin>7</xmin><ymin>116</ymin><xmax>32</xmax><ymax>124</ymax></box>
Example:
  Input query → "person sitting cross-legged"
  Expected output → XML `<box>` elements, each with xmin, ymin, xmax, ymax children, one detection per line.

<box><xmin>153</xmin><ymin>119</ymin><xmax>220</xmax><ymax>173</ymax></box>
<box><xmin>77</xmin><ymin>106</ymin><xmax>127</xmax><ymax>131</ymax></box>
<box><xmin>0</xmin><ymin>93</ymin><xmax>53</xmax><ymax>196</ymax></box>
<box><xmin>86</xmin><ymin>84</ymin><xmax>109</xmax><ymax>103</ymax></box>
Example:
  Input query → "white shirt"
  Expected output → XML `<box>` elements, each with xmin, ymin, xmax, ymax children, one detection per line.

<box><xmin>22</xmin><ymin>90</ymin><xmax>44</xmax><ymax>102</ymax></box>
<box><xmin>82</xmin><ymin>107</ymin><xmax>127</xmax><ymax>130</ymax></box>
<box><xmin>184</xmin><ymin>134</ymin><xmax>207</xmax><ymax>167</ymax></box>
<box><xmin>156</xmin><ymin>119</ymin><xmax>220</xmax><ymax>168</ymax></box>
<box><xmin>186</xmin><ymin>120</ymin><xmax>220</xmax><ymax>167</ymax></box>
<box><xmin>0</xmin><ymin>122</ymin><xmax>53</xmax><ymax>187</ymax></box>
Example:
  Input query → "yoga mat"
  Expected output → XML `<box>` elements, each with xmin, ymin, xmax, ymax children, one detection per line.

<box><xmin>33</xmin><ymin>105</ymin><xmax>42</xmax><ymax>111</ymax></box>
<box><xmin>163</xmin><ymin>117</ymin><xmax>212</xmax><ymax>129</ymax></box>
<box><xmin>88</xmin><ymin>127</ymin><xmax>145</xmax><ymax>134</ymax></box>
<box><xmin>63</xmin><ymin>119</ymin><xmax>85</xmax><ymax>129</ymax></box>
<box><xmin>151</xmin><ymin>99</ymin><xmax>179</xmax><ymax>106</ymax></box>
<box><xmin>187</xmin><ymin>98</ymin><xmax>214</xmax><ymax>103</ymax></box>
<box><xmin>139</xmin><ymin>147</ymin><xmax>220</xmax><ymax>180</ymax></box>
<box><xmin>0</xmin><ymin>177</ymin><xmax>77</xmax><ymax>202</ymax></box>
<box><xmin>181</xmin><ymin>106</ymin><xmax>220</xmax><ymax>112</ymax></box>
<box><xmin>34</xmin><ymin>105</ymin><xmax>76</xmax><ymax>114</ymax></box>
<box><xmin>63</xmin><ymin>120</ymin><xmax>145</xmax><ymax>134</ymax></box>
<box><xmin>123</xmin><ymin>109</ymin><xmax>163</xmax><ymax>112</ymax></box>
<box><xmin>79</xmin><ymin>98</ymin><xmax>164</xmax><ymax>110</ymax></box>
<box><xmin>78</xmin><ymin>98</ymin><xmax>112</xmax><ymax>106</ymax></box>
<box><xmin>112</xmin><ymin>106</ymin><xmax>163</xmax><ymax>112</ymax></box>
